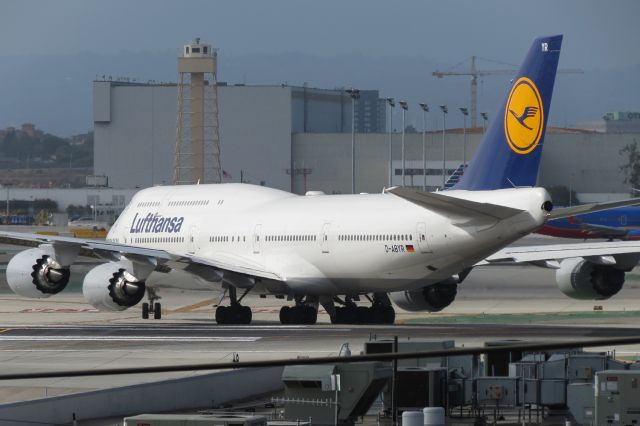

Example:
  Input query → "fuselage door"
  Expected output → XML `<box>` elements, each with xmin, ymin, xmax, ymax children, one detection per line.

<box><xmin>416</xmin><ymin>222</ymin><xmax>432</xmax><ymax>253</ymax></box>
<box><xmin>188</xmin><ymin>225</ymin><xmax>198</xmax><ymax>253</ymax></box>
<box><xmin>321</xmin><ymin>222</ymin><xmax>330</xmax><ymax>253</ymax></box>
<box><xmin>253</xmin><ymin>224</ymin><xmax>262</xmax><ymax>254</ymax></box>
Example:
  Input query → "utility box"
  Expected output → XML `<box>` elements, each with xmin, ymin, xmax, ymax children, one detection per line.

<box><xmin>509</xmin><ymin>361</ymin><xmax>538</xmax><ymax>380</ymax></box>
<box><xmin>566</xmin><ymin>353</ymin><xmax>607</xmax><ymax>382</ymax></box>
<box><xmin>281</xmin><ymin>362</ymin><xmax>391</xmax><ymax>426</ymax></box>
<box><xmin>476</xmin><ymin>377</ymin><xmax>519</xmax><ymax>407</ymax></box>
<box><xmin>522</xmin><ymin>379</ymin><xmax>540</xmax><ymax>404</ymax></box>
<box><xmin>596</xmin><ymin>370</ymin><xmax>640</xmax><ymax>426</ymax></box>
<box><xmin>538</xmin><ymin>354</ymin><xmax>567</xmax><ymax>380</ymax></box>
<box><xmin>124</xmin><ymin>414</ymin><xmax>267</xmax><ymax>426</ymax></box>
<box><xmin>539</xmin><ymin>379</ymin><xmax>566</xmax><ymax>407</ymax></box>
<box><xmin>567</xmin><ymin>383</ymin><xmax>594</xmax><ymax>426</ymax></box>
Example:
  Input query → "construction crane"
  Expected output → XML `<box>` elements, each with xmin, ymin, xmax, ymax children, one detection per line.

<box><xmin>433</xmin><ymin>56</ymin><xmax>583</xmax><ymax>128</ymax></box>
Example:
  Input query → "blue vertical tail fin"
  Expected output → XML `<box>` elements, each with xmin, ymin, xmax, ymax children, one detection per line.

<box><xmin>454</xmin><ymin>35</ymin><xmax>562</xmax><ymax>191</ymax></box>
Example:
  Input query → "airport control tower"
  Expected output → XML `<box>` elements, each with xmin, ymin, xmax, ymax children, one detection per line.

<box><xmin>174</xmin><ymin>38</ymin><xmax>222</xmax><ymax>184</ymax></box>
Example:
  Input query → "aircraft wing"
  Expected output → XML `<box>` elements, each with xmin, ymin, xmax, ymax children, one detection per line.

<box><xmin>579</xmin><ymin>223</ymin><xmax>629</xmax><ymax>238</ymax></box>
<box><xmin>478</xmin><ymin>240</ymin><xmax>640</xmax><ymax>266</ymax></box>
<box><xmin>548</xmin><ymin>198</ymin><xmax>640</xmax><ymax>220</ymax></box>
<box><xmin>0</xmin><ymin>231</ymin><xmax>282</xmax><ymax>281</ymax></box>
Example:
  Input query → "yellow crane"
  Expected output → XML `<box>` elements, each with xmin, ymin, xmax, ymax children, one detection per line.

<box><xmin>433</xmin><ymin>56</ymin><xmax>583</xmax><ymax>128</ymax></box>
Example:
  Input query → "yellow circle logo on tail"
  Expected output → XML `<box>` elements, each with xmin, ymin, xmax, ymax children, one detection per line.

<box><xmin>504</xmin><ymin>77</ymin><xmax>544</xmax><ymax>154</ymax></box>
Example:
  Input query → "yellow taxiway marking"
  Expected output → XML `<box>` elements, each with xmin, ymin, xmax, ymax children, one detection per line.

<box><xmin>0</xmin><ymin>329</ymin><xmax>11</xmax><ymax>334</ymax></box>
<box><xmin>167</xmin><ymin>298</ymin><xmax>219</xmax><ymax>314</ymax></box>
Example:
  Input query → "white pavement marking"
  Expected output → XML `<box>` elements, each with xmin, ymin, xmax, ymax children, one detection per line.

<box><xmin>0</xmin><ymin>349</ymin><xmax>334</xmax><ymax>353</ymax></box>
<box><xmin>0</xmin><ymin>325</ymin><xmax>353</xmax><ymax>331</ymax></box>
<box><xmin>0</xmin><ymin>336</ymin><xmax>261</xmax><ymax>342</ymax></box>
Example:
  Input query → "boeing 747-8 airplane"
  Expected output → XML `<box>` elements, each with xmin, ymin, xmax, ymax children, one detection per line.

<box><xmin>4</xmin><ymin>35</ymin><xmax>640</xmax><ymax>324</ymax></box>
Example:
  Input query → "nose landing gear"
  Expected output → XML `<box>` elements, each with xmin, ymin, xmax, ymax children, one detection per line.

<box><xmin>141</xmin><ymin>288</ymin><xmax>162</xmax><ymax>320</ymax></box>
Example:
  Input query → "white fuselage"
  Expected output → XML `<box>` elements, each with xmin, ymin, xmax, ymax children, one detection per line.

<box><xmin>107</xmin><ymin>184</ymin><xmax>549</xmax><ymax>295</ymax></box>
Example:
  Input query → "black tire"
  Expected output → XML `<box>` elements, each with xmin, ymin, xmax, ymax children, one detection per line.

<box><xmin>153</xmin><ymin>302</ymin><xmax>162</xmax><ymax>320</ymax></box>
<box><xmin>142</xmin><ymin>302</ymin><xmax>149</xmax><ymax>319</ymax></box>
<box><xmin>279</xmin><ymin>306</ymin><xmax>291</xmax><ymax>324</ymax></box>
<box><xmin>340</xmin><ymin>306</ymin><xmax>358</xmax><ymax>324</ymax></box>
<box><xmin>332</xmin><ymin>307</ymin><xmax>345</xmax><ymax>324</ymax></box>
<box><xmin>304</xmin><ymin>306</ymin><xmax>318</xmax><ymax>325</ymax></box>
<box><xmin>383</xmin><ymin>305</ymin><xmax>396</xmax><ymax>324</ymax></box>
<box><xmin>240</xmin><ymin>306</ymin><xmax>252</xmax><ymax>324</ymax></box>
<box><xmin>215</xmin><ymin>306</ymin><xmax>228</xmax><ymax>324</ymax></box>
<box><xmin>356</xmin><ymin>306</ymin><xmax>371</xmax><ymax>324</ymax></box>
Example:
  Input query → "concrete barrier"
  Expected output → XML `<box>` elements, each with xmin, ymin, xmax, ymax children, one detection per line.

<box><xmin>0</xmin><ymin>367</ymin><xmax>284</xmax><ymax>426</ymax></box>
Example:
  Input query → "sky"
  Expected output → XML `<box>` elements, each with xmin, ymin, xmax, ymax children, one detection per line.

<box><xmin>0</xmin><ymin>0</ymin><xmax>639</xmax><ymax>134</ymax></box>
<box><xmin>2</xmin><ymin>0</ymin><xmax>638</xmax><ymax>68</ymax></box>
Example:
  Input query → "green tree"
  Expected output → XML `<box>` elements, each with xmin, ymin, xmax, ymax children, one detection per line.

<box><xmin>620</xmin><ymin>139</ymin><xmax>640</xmax><ymax>195</ymax></box>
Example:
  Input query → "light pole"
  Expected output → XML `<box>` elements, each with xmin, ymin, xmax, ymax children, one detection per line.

<box><xmin>346</xmin><ymin>88</ymin><xmax>360</xmax><ymax>194</ymax></box>
<box><xmin>419</xmin><ymin>103</ymin><xmax>429</xmax><ymax>191</ymax></box>
<box><xmin>480</xmin><ymin>112</ymin><xmax>488</xmax><ymax>133</ymax></box>
<box><xmin>459</xmin><ymin>107</ymin><xmax>469</xmax><ymax>168</ymax></box>
<box><xmin>399</xmin><ymin>102</ymin><xmax>408</xmax><ymax>187</ymax></box>
<box><xmin>386</xmin><ymin>98</ymin><xmax>395</xmax><ymax>187</ymax></box>
<box><xmin>4</xmin><ymin>185</ymin><xmax>9</xmax><ymax>222</ymax></box>
<box><xmin>439</xmin><ymin>105</ymin><xmax>448</xmax><ymax>189</ymax></box>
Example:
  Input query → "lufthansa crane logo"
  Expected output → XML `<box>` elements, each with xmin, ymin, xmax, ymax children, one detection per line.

<box><xmin>504</xmin><ymin>77</ymin><xmax>544</xmax><ymax>154</ymax></box>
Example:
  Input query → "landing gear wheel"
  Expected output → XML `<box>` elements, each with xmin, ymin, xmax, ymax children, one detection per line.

<box><xmin>331</xmin><ymin>302</ymin><xmax>395</xmax><ymax>325</ymax></box>
<box><xmin>153</xmin><ymin>302</ymin><xmax>162</xmax><ymax>320</ymax></box>
<box><xmin>303</xmin><ymin>306</ymin><xmax>318</xmax><ymax>325</ymax></box>
<box><xmin>142</xmin><ymin>302</ymin><xmax>149</xmax><ymax>319</ymax></box>
<box><xmin>240</xmin><ymin>305</ymin><xmax>252</xmax><ymax>324</ymax></box>
<box><xmin>216</xmin><ymin>305</ymin><xmax>252</xmax><ymax>325</ymax></box>
<box><xmin>279</xmin><ymin>306</ymin><xmax>291</xmax><ymax>324</ymax></box>
<box><xmin>279</xmin><ymin>305</ymin><xmax>317</xmax><ymax>325</ymax></box>
<box><xmin>356</xmin><ymin>306</ymin><xmax>371</xmax><ymax>324</ymax></box>
<box><xmin>215</xmin><ymin>305</ymin><xmax>228</xmax><ymax>324</ymax></box>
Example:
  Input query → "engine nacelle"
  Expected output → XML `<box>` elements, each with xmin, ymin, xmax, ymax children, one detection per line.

<box><xmin>83</xmin><ymin>262</ymin><xmax>146</xmax><ymax>311</ymax></box>
<box><xmin>556</xmin><ymin>258</ymin><xmax>625</xmax><ymax>300</ymax></box>
<box><xmin>6</xmin><ymin>248</ymin><xmax>71</xmax><ymax>298</ymax></box>
<box><xmin>389</xmin><ymin>281</ymin><xmax>458</xmax><ymax>312</ymax></box>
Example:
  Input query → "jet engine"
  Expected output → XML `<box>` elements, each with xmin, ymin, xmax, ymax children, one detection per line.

<box><xmin>389</xmin><ymin>280</ymin><xmax>458</xmax><ymax>312</ymax></box>
<box><xmin>556</xmin><ymin>258</ymin><xmax>625</xmax><ymax>300</ymax></box>
<box><xmin>83</xmin><ymin>262</ymin><xmax>146</xmax><ymax>311</ymax></box>
<box><xmin>6</xmin><ymin>248</ymin><xmax>71</xmax><ymax>298</ymax></box>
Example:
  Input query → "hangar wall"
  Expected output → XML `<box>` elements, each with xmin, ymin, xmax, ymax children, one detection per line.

<box><xmin>291</xmin><ymin>131</ymin><xmax>639</xmax><ymax>196</ymax></box>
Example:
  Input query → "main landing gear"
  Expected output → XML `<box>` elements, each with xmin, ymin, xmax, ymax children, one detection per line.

<box><xmin>279</xmin><ymin>296</ymin><xmax>318</xmax><ymax>325</ymax></box>
<box><xmin>142</xmin><ymin>288</ymin><xmax>162</xmax><ymax>320</ymax></box>
<box><xmin>330</xmin><ymin>293</ymin><xmax>395</xmax><ymax>325</ymax></box>
<box><xmin>215</xmin><ymin>286</ymin><xmax>252</xmax><ymax>325</ymax></box>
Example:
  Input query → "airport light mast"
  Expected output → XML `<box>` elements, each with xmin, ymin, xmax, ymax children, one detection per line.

<box><xmin>174</xmin><ymin>38</ymin><xmax>222</xmax><ymax>184</ymax></box>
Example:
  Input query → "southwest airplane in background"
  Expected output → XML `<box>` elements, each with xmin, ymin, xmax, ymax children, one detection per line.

<box><xmin>540</xmin><ymin>206</ymin><xmax>640</xmax><ymax>240</ymax></box>
<box><xmin>4</xmin><ymin>35</ymin><xmax>640</xmax><ymax>325</ymax></box>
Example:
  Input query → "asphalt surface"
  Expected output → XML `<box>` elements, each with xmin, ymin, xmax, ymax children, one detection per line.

<box><xmin>0</xmin><ymin>234</ymin><xmax>639</xmax><ymax>403</ymax></box>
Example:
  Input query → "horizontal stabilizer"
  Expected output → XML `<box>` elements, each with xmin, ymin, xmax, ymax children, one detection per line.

<box><xmin>387</xmin><ymin>187</ymin><xmax>524</xmax><ymax>224</ymax></box>
<box><xmin>548</xmin><ymin>198</ymin><xmax>640</xmax><ymax>220</ymax></box>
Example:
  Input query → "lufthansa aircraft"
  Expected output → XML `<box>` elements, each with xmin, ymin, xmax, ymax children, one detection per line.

<box><xmin>4</xmin><ymin>35</ymin><xmax>640</xmax><ymax>324</ymax></box>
